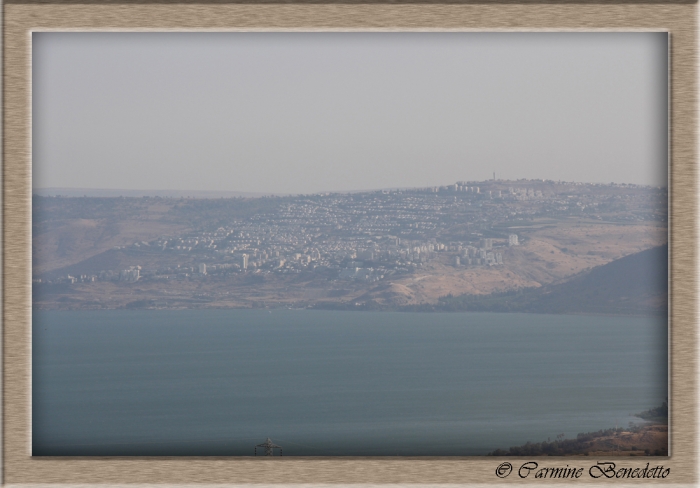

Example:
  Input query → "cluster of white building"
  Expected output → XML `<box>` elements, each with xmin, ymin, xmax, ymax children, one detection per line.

<box><xmin>510</xmin><ymin>187</ymin><xmax>544</xmax><ymax>200</ymax></box>
<box><xmin>338</xmin><ymin>267</ymin><xmax>384</xmax><ymax>282</ymax></box>
<box><xmin>94</xmin><ymin>266</ymin><xmax>141</xmax><ymax>282</ymax></box>
<box><xmin>450</xmin><ymin>234</ymin><xmax>519</xmax><ymax>268</ymax></box>
<box><xmin>119</xmin><ymin>266</ymin><xmax>141</xmax><ymax>282</ymax></box>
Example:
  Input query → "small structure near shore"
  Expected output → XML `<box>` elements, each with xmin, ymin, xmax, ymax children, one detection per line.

<box><xmin>255</xmin><ymin>438</ymin><xmax>282</xmax><ymax>456</ymax></box>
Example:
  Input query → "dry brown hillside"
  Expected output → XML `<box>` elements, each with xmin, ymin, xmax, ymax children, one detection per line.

<box><xmin>32</xmin><ymin>199</ymin><xmax>189</xmax><ymax>275</ymax></box>
<box><xmin>364</xmin><ymin>221</ymin><xmax>666</xmax><ymax>306</ymax></box>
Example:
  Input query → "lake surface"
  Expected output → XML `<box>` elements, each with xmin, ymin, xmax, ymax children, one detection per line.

<box><xmin>32</xmin><ymin>309</ymin><xmax>667</xmax><ymax>456</ymax></box>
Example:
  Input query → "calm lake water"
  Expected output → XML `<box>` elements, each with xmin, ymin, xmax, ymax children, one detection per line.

<box><xmin>32</xmin><ymin>309</ymin><xmax>667</xmax><ymax>456</ymax></box>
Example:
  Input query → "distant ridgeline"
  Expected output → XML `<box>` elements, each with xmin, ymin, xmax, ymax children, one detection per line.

<box><xmin>435</xmin><ymin>245</ymin><xmax>667</xmax><ymax>316</ymax></box>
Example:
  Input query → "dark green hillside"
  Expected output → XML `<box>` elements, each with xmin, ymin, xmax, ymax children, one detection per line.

<box><xmin>438</xmin><ymin>244</ymin><xmax>667</xmax><ymax>315</ymax></box>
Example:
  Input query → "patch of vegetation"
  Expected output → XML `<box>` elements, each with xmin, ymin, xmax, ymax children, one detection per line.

<box><xmin>488</xmin><ymin>428</ymin><xmax>624</xmax><ymax>456</ymax></box>
<box><xmin>124</xmin><ymin>299</ymin><xmax>156</xmax><ymax>309</ymax></box>
<box><xmin>636</xmin><ymin>399</ymin><xmax>668</xmax><ymax>422</ymax></box>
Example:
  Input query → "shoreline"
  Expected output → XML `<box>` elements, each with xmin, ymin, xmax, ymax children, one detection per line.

<box><xmin>488</xmin><ymin>422</ymin><xmax>668</xmax><ymax>457</ymax></box>
<box><xmin>31</xmin><ymin>304</ymin><xmax>667</xmax><ymax>319</ymax></box>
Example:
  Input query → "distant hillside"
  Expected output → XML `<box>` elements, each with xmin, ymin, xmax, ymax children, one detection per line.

<box><xmin>33</xmin><ymin>188</ymin><xmax>282</xmax><ymax>198</ymax></box>
<box><xmin>437</xmin><ymin>245</ymin><xmax>667</xmax><ymax>315</ymax></box>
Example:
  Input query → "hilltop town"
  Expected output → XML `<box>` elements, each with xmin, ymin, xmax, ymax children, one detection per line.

<box><xmin>32</xmin><ymin>179</ymin><xmax>667</xmax><ymax>310</ymax></box>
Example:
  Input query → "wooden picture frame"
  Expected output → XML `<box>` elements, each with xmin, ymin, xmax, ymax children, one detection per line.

<box><xmin>4</xmin><ymin>1</ymin><xmax>695</xmax><ymax>485</ymax></box>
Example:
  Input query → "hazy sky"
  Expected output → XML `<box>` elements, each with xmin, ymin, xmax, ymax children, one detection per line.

<box><xmin>33</xmin><ymin>32</ymin><xmax>668</xmax><ymax>194</ymax></box>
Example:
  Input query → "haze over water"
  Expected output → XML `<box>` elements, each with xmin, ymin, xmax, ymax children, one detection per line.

<box><xmin>33</xmin><ymin>309</ymin><xmax>667</xmax><ymax>456</ymax></box>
